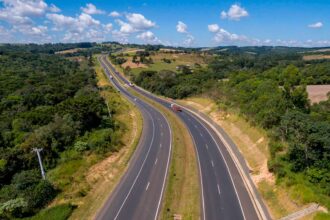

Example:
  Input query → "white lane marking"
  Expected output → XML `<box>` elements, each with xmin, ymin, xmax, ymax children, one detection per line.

<box><xmin>160</xmin><ymin>124</ymin><xmax>163</xmax><ymax>128</ymax></box>
<box><xmin>194</xmin><ymin>125</ymin><xmax>198</xmax><ymax>128</ymax></box>
<box><xmin>217</xmin><ymin>184</ymin><xmax>221</xmax><ymax>195</ymax></box>
<box><xmin>189</xmin><ymin>113</ymin><xmax>247</xmax><ymax>220</ymax></box>
<box><xmin>154</xmin><ymin>158</ymin><xmax>158</xmax><ymax>165</ymax></box>
<box><xmin>160</xmin><ymin>143</ymin><xmax>162</xmax><ymax>148</ymax></box>
<box><xmin>113</xmin><ymin>109</ymin><xmax>156</xmax><ymax>220</ymax></box>
<box><xmin>211</xmin><ymin>160</ymin><xmax>214</xmax><ymax>167</ymax></box>
<box><xmin>200</xmin><ymin>133</ymin><xmax>203</xmax><ymax>137</ymax></box>
<box><xmin>146</xmin><ymin>182</ymin><xmax>150</xmax><ymax>191</ymax></box>
<box><xmin>206</xmin><ymin>144</ymin><xmax>209</xmax><ymax>150</ymax></box>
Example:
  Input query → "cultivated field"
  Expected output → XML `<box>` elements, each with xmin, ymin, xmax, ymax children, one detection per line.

<box><xmin>121</xmin><ymin>50</ymin><xmax>212</xmax><ymax>75</ymax></box>
<box><xmin>303</xmin><ymin>54</ymin><xmax>330</xmax><ymax>61</ymax></box>
<box><xmin>306</xmin><ymin>85</ymin><xmax>330</xmax><ymax>104</ymax></box>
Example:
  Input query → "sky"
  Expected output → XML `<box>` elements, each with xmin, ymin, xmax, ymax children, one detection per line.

<box><xmin>0</xmin><ymin>0</ymin><xmax>329</xmax><ymax>47</ymax></box>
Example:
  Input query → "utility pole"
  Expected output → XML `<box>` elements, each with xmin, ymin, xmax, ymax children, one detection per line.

<box><xmin>106</xmin><ymin>101</ymin><xmax>112</xmax><ymax>118</ymax></box>
<box><xmin>32</xmin><ymin>148</ymin><xmax>46</xmax><ymax>180</ymax></box>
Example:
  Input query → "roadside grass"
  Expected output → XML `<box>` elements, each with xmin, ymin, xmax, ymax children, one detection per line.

<box><xmin>108</xmin><ymin>58</ymin><xmax>200</xmax><ymax>219</ymax></box>
<box><xmin>178</xmin><ymin>96</ymin><xmax>329</xmax><ymax>220</ymax></box>
<box><xmin>24</xmin><ymin>204</ymin><xmax>75</xmax><ymax>220</ymax></box>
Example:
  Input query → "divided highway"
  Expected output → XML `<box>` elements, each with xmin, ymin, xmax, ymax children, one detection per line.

<box><xmin>96</xmin><ymin>56</ymin><xmax>172</xmax><ymax>220</ymax></box>
<box><xmin>101</xmin><ymin>55</ymin><xmax>265</xmax><ymax>220</ymax></box>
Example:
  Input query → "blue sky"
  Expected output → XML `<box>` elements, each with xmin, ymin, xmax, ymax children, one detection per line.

<box><xmin>0</xmin><ymin>0</ymin><xmax>329</xmax><ymax>47</ymax></box>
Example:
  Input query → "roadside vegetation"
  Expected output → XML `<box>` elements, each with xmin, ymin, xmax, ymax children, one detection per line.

<box><xmin>114</xmin><ymin>46</ymin><xmax>330</xmax><ymax>219</ymax></box>
<box><xmin>0</xmin><ymin>44</ymin><xmax>130</xmax><ymax>219</ymax></box>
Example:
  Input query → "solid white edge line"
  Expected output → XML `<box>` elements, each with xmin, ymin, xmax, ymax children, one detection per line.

<box><xmin>187</xmin><ymin>112</ymin><xmax>247</xmax><ymax>220</ymax></box>
<box><xmin>154</xmin><ymin>110</ymin><xmax>172</xmax><ymax>220</ymax></box>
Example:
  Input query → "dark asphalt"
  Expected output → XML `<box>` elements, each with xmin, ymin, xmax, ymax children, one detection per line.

<box><xmin>102</xmin><ymin>55</ymin><xmax>261</xmax><ymax>220</ymax></box>
<box><xmin>96</xmin><ymin>56</ymin><xmax>172</xmax><ymax>220</ymax></box>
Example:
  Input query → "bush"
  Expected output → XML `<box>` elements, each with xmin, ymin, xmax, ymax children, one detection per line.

<box><xmin>26</xmin><ymin>204</ymin><xmax>75</xmax><ymax>220</ymax></box>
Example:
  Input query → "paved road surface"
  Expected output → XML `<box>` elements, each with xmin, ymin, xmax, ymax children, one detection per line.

<box><xmin>96</xmin><ymin>56</ymin><xmax>172</xmax><ymax>220</ymax></box>
<box><xmin>102</xmin><ymin>55</ymin><xmax>262</xmax><ymax>220</ymax></box>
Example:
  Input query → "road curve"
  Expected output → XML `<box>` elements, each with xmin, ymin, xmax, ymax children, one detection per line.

<box><xmin>102</xmin><ymin>55</ymin><xmax>265</xmax><ymax>220</ymax></box>
<box><xmin>96</xmin><ymin>56</ymin><xmax>172</xmax><ymax>220</ymax></box>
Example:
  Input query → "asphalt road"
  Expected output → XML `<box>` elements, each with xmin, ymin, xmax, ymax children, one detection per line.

<box><xmin>101</xmin><ymin>55</ymin><xmax>261</xmax><ymax>220</ymax></box>
<box><xmin>96</xmin><ymin>56</ymin><xmax>172</xmax><ymax>220</ymax></box>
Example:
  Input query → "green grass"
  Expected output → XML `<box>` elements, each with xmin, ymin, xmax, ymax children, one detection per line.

<box><xmin>25</xmin><ymin>204</ymin><xmax>75</xmax><ymax>220</ymax></box>
<box><xmin>314</xmin><ymin>212</ymin><xmax>330</xmax><ymax>220</ymax></box>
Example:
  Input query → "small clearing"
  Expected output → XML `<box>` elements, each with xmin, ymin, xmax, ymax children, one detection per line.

<box><xmin>306</xmin><ymin>85</ymin><xmax>330</xmax><ymax>104</ymax></box>
<box><xmin>303</xmin><ymin>54</ymin><xmax>330</xmax><ymax>61</ymax></box>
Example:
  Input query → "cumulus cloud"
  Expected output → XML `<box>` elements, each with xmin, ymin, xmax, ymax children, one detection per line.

<box><xmin>176</xmin><ymin>21</ymin><xmax>188</xmax><ymax>33</ymax></box>
<box><xmin>109</xmin><ymin>11</ymin><xmax>121</xmax><ymax>17</ymax></box>
<box><xmin>126</xmin><ymin>13</ymin><xmax>156</xmax><ymax>30</ymax></box>
<box><xmin>81</xmin><ymin>3</ymin><xmax>105</xmax><ymax>15</ymax></box>
<box><xmin>175</xmin><ymin>21</ymin><xmax>194</xmax><ymax>46</ymax></box>
<box><xmin>208</xmin><ymin>24</ymin><xmax>220</xmax><ymax>33</ymax></box>
<box><xmin>208</xmin><ymin>24</ymin><xmax>249</xmax><ymax>44</ymax></box>
<box><xmin>46</xmin><ymin>12</ymin><xmax>107</xmax><ymax>42</ymax></box>
<box><xmin>221</xmin><ymin>4</ymin><xmax>249</xmax><ymax>21</ymax></box>
<box><xmin>308</xmin><ymin>22</ymin><xmax>323</xmax><ymax>29</ymax></box>
<box><xmin>111</xmin><ymin>12</ymin><xmax>157</xmax><ymax>42</ymax></box>
<box><xmin>49</xmin><ymin>3</ymin><xmax>61</xmax><ymax>13</ymax></box>
<box><xmin>136</xmin><ymin>31</ymin><xmax>161</xmax><ymax>44</ymax></box>
<box><xmin>0</xmin><ymin>0</ymin><xmax>55</xmax><ymax>25</ymax></box>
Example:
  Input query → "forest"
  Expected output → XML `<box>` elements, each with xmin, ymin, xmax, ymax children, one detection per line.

<box><xmin>0</xmin><ymin>48</ymin><xmax>118</xmax><ymax>219</ymax></box>
<box><xmin>131</xmin><ymin>47</ymin><xmax>330</xmax><ymax>208</ymax></box>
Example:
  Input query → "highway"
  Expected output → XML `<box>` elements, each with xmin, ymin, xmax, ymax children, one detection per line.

<box><xmin>101</xmin><ymin>55</ymin><xmax>265</xmax><ymax>220</ymax></box>
<box><xmin>96</xmin><ymin>56</ymin><xmax>172</xmax><ymax>220</ymax></box>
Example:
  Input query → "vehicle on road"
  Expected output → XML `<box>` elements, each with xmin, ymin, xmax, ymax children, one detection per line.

<box><xmin>171</xmin><ymin>103</ymin><xmax>182</xmax><ymax>112</ymax></box>
<box><xmin>110</xmin><ymin>75</ymin><xmax>113</xmax><ymax>79</ymax></box>
<box><xmin>129</xmin><ymin>82</ymin><xmax>134</xmax><ymax>87</ymax></box>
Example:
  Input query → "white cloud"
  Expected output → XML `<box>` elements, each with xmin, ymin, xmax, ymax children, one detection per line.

<box><xmin>81</xmin><ymin>3</ymin><xmax>105</xmax><ymax>15</ymax></box>
<box><xmin>183</xmin><ymin>34</ymin><xmax>194</xmax><ymax>46</ymax></box>
<box><xmin>308</xmin><ymin>22</ymin><xmax>323</xmax><ymax>29</ymax></box>
<box><xmin>46</xmin><ymin>12</ymin><xmax>106</xmax><ymax>42</ymax></box>
<box><xmin>112</xmin><ymin>12</ymin><xmax>157</xmax><ymax>41</ymax></box>
<box><xmin>221</xmin><ymin>4</ymin><xmax>249</xmax><ymax>21</ymax></box>
<box><xmin>208</xmin><ymin>24</ymin><xmax>248</xmax><ymax>44</ymax></box>
<box><xmin>208</xmin><ymin>24</ymin><xmax>219</xmax><ymax>33</ymax></box>
<box><xmin>104</xmin><ymin>23</ymin><xmax>113</xmax><ymax>32</ymax></box>
<box><xmin>176</xmin><ymin>21</ymin><xmax>188</xmax><ymax>33</ymax></box>
<box><xmin>109</xmin><ymin>11</ymin><xmax>121</xmax><ymax>17</ymax></box>
<box><xmin>136</xmin><ymin>31</ymin><xmax>161</xmax><ymax>44</ymax></box>
<box><xmin>49</xmin><ymin>4</ymin><xmax>61</xmax><ymax>13</ymax></box>
<box><xmin>126</xmin><ymin>13</ymin><xmax>155</xmax><ymax>30</ymax></box>
<box><xmin>0</xmin><ymin>0</ymin><xmax>51</xmax><ymax>25</ymax></box>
